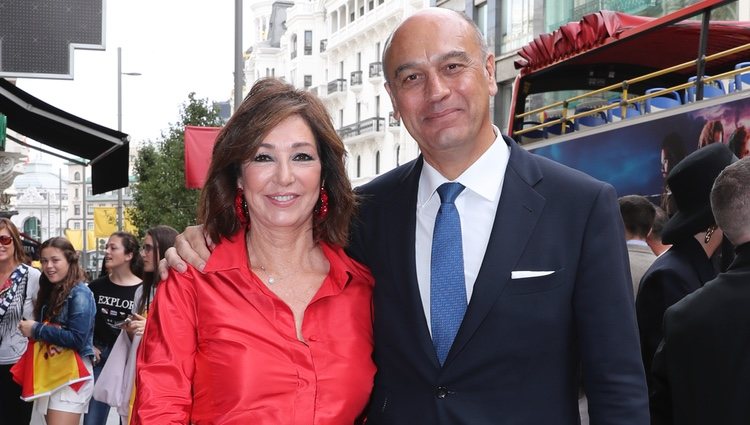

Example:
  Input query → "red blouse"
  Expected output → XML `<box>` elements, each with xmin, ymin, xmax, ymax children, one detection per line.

<box><xmin>131</xmin><ymin>233</ymin><xmax>375</xmax><ymax>425</ymax></box>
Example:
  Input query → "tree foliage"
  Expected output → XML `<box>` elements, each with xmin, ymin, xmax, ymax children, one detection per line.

<box><xmin>131</xmin><ymin>93</ymin><xmax>223</xmax><ymax>236</ymax></box>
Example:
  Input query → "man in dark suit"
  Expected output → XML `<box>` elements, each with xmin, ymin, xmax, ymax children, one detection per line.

<box><xmin>167</xmin><ymin>8</ymin><xmax>648</xmax><ymax>424</ymax></box>
<box><xmin>348</xmin><ymin>9</ymin><xmax>647</xmax><ymax>424</ymax></box>
<box><xmin>650</xmin><ymin>157</ymin><xmax>750</xmax><ymax>425</ymax></box>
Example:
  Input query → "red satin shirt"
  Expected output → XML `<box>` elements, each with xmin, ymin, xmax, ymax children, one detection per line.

<box><xmin>131</xmin><ymin>233</ymin><xmax>375</xmax><ymax>425</ymax></box>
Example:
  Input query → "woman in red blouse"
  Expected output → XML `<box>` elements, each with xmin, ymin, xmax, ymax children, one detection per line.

<box><xmin>132</xmin><ymin>78</ymin><xmax>375</xmax><ymax>424</ymax></box>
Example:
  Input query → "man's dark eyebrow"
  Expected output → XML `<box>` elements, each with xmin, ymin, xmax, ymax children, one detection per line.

<box><xmin>392</xmin><ymin>50</ymin><xmax>470</xmax><ymax>80</ymax></box>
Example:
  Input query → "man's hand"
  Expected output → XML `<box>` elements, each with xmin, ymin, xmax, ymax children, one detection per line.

<box><xmin>159</xmin><ymin>225</ymin><xmax>213</xmax><ymax>280</ymax></box>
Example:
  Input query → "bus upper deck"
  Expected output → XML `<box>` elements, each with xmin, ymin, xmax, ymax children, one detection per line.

<box><xmin>509</xmin><ymin>0</ymin><xmax>750</xmax><ymax>144</ymax></box>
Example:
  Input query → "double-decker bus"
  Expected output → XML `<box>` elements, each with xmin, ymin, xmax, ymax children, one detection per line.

<box><xmin>508</xmin><ymin>0</ymin><xmax>750</xmax><ymax>204</ymax></box>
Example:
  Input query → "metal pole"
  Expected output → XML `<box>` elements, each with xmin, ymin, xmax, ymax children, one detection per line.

<box><xmin>47</xmin><ymin>191</ymin><xmax>50</xmax><ymax>239</ymax></box>
<box><xmin>58</xmin><ymin>168</ymin><xmax>62</xmax><ymax>236</ymax></box>
<box><xmin>81</xmin><ymin>167</ymin><xmax>87</xmax><ymax>269</ymax></box>
<box><xmin>117</xmin><ymin>47</ymin><xmax>124</xmax><ymax>231</ymax></box>
<box><xmin>234</xmin><ymin>0</ymin><xmax>243</xmax><ymax>111</ymax></box>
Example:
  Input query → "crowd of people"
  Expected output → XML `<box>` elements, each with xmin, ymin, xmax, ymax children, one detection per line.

<box><xmin>1</xmin><ymin>7</ymin><xmax>748</xmax><ymax>425</ymax></box>
<box><xmin>0</xmin><ymin>224</ymin><xmax>176</xmax><ymax>425</ymax></box>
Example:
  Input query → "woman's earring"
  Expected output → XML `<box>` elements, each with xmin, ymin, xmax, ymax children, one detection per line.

<box><xmin>314</xmin><ymin>186</ymin><xmax>329</xmax><ymax>220</ymax></box>
<box><xmin>235</xmin><ymin>188</ymin><xmax>249</xmax><ymax>226</ymax></box>
<box><xmin>704</xmin><ymin>225</ymin><xmax>716</xmax><ymax>244</ymax></box>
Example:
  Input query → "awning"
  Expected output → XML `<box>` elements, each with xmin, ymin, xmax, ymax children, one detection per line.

<box><xmin>0</xmin><ymin>77</ymin><xmax>129</xmax><ymax>194</ymax></box>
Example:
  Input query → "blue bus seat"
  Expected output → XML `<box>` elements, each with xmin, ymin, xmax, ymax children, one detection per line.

<box><xmin>686</xmin><ymin>76</ymin><xmax>726</xmax><ymax>101</ymax></box>
<box><xmin>519</xmin><ymin>121</ymin><xmax>547</xmax><ymax>140</ymax></box>
<box><xmin>607</xmin><ymin>98</ymin><xmax>641</xmax><ymax>121</ymax></box>
<box><xmin>733</xmin><ymin>62</ymin><xmax>750</xmax><ymax>91</ymax></box>
<box><xmin>644</xmin><ymin>88</ymin><xmax>682</xmax><ymax>112</ymax></box>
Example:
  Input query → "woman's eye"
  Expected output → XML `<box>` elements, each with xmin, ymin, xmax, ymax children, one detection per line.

<box><xmin>293</xmin><ymin>153</ymin><xmax>314</xmax><ymax>161</ymax></box>
<box><xmin>253</xmin><ymin>153</ymin><xmax>272</xmax><ymax>162</ymax></box>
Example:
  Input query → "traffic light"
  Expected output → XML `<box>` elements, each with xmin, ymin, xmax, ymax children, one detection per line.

<box><xmin>98</xmin><ymin>238</ymin><xmax>106</xmax><ymax>252</ymax></box>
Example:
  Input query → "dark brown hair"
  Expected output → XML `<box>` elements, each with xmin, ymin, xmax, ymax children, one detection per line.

<box><xmin>136</xmin><ymin>225</ymin><xmax>178</xmax><ymax>314</ymax></box>
<box><xmin>108</xmin><ymin>231</ymin><xmax>144</xmax><ymax>278</ymax></box>
<box><xmin>35</xmin><ymin>237</ymin><xmax>87</xmax><ymax>321</ymax></box>
<box><xmin>0</xmin><ymin>218</ymin><xmax>29</xmax><ymax>265</ymax></box>
<box><xmin>198</xmin><ymin>78</ymin><xmax>355</xmax><ymax>246</ymax></box>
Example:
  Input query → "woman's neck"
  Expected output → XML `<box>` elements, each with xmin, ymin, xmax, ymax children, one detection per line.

<box><xmin>108</xmin><ymin>265</ymin><xmax>141</xmax><ymax>286</ymax></box>
<box><xmin>246</xmin><ymin>227</ymin><xmax>319</xmax><ymax>273</ymax></box>
<box><xmin>0</xmin><ymin>259</ymin><xmax>18</xmax><ymax>276</ymax></box>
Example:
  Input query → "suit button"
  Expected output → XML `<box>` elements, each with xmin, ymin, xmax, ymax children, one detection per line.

<box><xmin>435</xmin><ymin>386</ymin><xmax>448</xmax><ymax>399</ymax></box>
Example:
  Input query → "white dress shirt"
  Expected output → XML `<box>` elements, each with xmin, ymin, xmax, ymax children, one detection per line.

<box><xmin>415</xmin><ymin>129</ymin><xmax>510</xmax><ymax>333</ymax></box>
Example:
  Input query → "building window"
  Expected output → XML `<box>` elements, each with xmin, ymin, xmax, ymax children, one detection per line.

<box><xmin>356</xmin><ymin>155</ymin><xmax>361</xmax><ymax>178</ymax></box>
<box><xmin>375</xmin><ymin>151</ymin><xmax>381</xmax><ymax>175</ymax></box>
<box><xmin>74</xmin><ymin>205</ymin><xmax>81</xmax><ymax>216</ymax></box>
<box><xmin>87</xmin><ymin>187</ymin><xmax>92</xmax><ymax>196</ymax></box>
<box><xmin>87</xmin><ymin>205</ymin><xmax>93</xmax><ymax>216</ymax></box>
<box><xmin>291</xmin><ymin>33</ymin><xmax>298</xmax><ymax>59</ymax></box>
<box><xmin>74</xmin><ymin>222</ymin><xmax>81</xmax><ymax>230</ymax></box>
<box><xmin>23</xmin><ymin>217</ymin><xmax>41</xmax><ymax>240</ymax></box>
<box><xmin>396</xmin><ymin>145</ymin><xmax>401</xmax><ymax>166</ymax></box>
<box><xmin>74</xmin><ymin>171</ymin><xmax>81</xmax><ymax>181</ymax></box>
<box><xmin>304</xmin><ymin>75</ymin><xmax>312</xmax><ymax>88</ymax></box>
<box><xmin>339</xmin><ymin>109</ymin><xmax>344</xmax><ymax>127</ymax></box>
<box><xmin>74</xmin><ymin>188</ymin><xmax>79</xmax><ymax>198</ymax></box>
<box><xmin>87</xmin><ymin>222</ymin><xmax>94</xmax><ymax>230</ymax></box>
<box><xmin>304</xmin><ymin>31</ymin><xmax>313</xmax><ymax>55</ymax></box>
<box><xmin>474</xmin><ymin>1</ymin><xmax>488</xmax><ymax>40</ymax></box>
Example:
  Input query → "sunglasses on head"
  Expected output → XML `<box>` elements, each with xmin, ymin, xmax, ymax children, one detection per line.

<box><xmin>0</xmin><ymin>235</ymin><xmax>13</xmax><ymax>246</ymax></box>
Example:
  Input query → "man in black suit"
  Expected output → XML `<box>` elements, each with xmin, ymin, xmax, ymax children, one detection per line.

<box><xmin>650</xmin><ymin>157</ymin><xmax>750</xmax><ymax>425</ymax></box>
<box><xmin>168</xmin><ymin>8</ymin><xmax>648</xmax><ymax>424</ymax></box>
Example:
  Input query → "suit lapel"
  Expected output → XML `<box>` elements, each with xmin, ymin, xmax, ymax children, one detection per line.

<box><xmin>446</xmin><ymin>138</ymin><xmax>546</xmax><ymax>365</ymax></box>
<box><xmin>385</xmin><ymin>158</ymin><xmax>439</xmax><ymax>363</ymax></box>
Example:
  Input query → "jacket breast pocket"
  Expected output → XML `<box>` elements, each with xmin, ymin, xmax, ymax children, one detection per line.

<box><xmin>504</xmin><ymin>269</ymin><xmax>565</xmax><ymax>295</ymax></box>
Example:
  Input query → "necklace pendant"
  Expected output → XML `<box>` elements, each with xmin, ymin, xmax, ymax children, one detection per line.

<box><xmin>268</xmin><ymin>276</ymin><xmax>275</xmax><ymax>284</ymax></box>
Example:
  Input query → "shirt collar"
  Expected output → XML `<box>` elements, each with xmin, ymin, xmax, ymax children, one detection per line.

<box><xmin>419</xmin><ymin>126</ymin><xmax>509</xmax><ymax>205</ymax></box>
<box><xmin>203</xmin><ymin>230</ymin><xmax>368</xmax><ymax>293</ymax></box>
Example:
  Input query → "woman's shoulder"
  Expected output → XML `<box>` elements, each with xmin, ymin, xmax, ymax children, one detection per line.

<box><xmin>71</xmin><ymin>282</ymin><xmax>95</xmax><ymax>297</ymax></box>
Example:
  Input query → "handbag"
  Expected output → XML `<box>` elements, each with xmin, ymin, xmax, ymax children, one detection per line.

<box><xmin>92</xmin><ymin>329</ymin><xmax>131</xmax><ymax>406</ymax></box>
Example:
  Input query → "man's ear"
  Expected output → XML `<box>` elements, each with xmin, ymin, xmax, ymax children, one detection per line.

<box><xmin>485</xmin><ymin>54</ymin><xmax>498</xmax><ymax>96</ymax></box>
<box><xmin>384</xmin><ymin>82</ymin><xmax>401</xmax><ymax>121</ymax></box>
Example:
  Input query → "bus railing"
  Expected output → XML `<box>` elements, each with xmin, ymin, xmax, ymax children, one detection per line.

<box><xmin>514</xmin><ymin>42</ymin><xmax>750</xmax><ymax>138</ymax></box>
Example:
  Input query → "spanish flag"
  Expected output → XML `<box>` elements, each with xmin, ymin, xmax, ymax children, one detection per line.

<box><xmin>10</xmin><ymin>339</ymin><xmax>92</xmax><ymax>401</ymax></box>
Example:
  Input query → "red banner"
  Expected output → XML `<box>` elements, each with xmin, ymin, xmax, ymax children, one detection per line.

<box><xmin>184</xmin><ymin>125</ymin><xmax>221</xmax><ymax>189</ymax></box>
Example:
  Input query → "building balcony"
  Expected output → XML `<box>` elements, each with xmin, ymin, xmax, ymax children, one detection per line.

<box><xmin>388</xmin><ymin>111</ymin><xmax>400</xmax><ymax>128</ymax></box>
<box><xmin>337</xmin><ymin>117</ymin><xmax>386</xmax><ymax>140</ymax></box>
<box><xmin>369</xmin><ymin>62</ymin><xmax>383</xmax><ymax>78</ymax></box>
<box><xmin>326</xmin><ymin>78</ymin><xmax>347</xmax><ymax>102</ymax></box>
<box><xmin>351</xmin><ymin>71</ymin><xmax>363</xmax><ymax>91</ymax></box>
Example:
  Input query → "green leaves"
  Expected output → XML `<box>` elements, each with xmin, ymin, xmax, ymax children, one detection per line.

<box><xmin>131</xmin><ymin>93</ymin><xmax>223</xmax><ymax>235</ymax></box>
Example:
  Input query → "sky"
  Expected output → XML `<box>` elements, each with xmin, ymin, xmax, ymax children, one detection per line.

<box><xmin>16</xmin><ymin>0</ymin><xmax>249</xmax><ymax>149</ymax></box>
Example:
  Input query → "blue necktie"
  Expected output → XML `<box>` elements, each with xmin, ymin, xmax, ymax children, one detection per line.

<box><xmin>431</xmin><ymin>182</ymin><xmax>467</xmax><ymax>365</ymax></box>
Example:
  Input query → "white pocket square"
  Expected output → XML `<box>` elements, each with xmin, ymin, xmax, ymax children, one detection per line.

<box><xmin>511</xmin><ymin>270</ymin><xmax>555</xmax><ymax>279</ymax></box>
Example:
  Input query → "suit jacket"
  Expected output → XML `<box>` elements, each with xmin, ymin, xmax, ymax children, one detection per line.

<box><xmin>650</xmin><ymin>242</ymin><xmax>750</xmax><ymax>425</ymax></box>
<box><xmin>627</xmin><ymin>243</ymin><xmax>657</xmax><ymax>296</ymax></box>
<box><xmin>635</xmin><ymin>237</ymin><xmax>716</xmax><ymax>386</ymax></box>
<box><xmin>348</xmin><ymin>136</ymin><xmax>649</xmax><ymax>425</ymax></box>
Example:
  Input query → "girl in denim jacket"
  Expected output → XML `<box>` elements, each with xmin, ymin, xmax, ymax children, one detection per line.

<box><xmin>19</xmin><ymin>237</ymin><xmax>95</xmax><ymax>425</ymax></box>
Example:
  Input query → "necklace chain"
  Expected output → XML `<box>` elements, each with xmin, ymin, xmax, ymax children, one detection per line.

<box><xmin>258</xmin><ymin>265</ymin><xmax>276</xmax><ymax>284</ymax></box>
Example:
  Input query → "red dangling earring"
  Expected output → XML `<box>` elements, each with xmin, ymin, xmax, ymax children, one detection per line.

<box><xmin>235</xmin><ymin>188</ymin><xmax>249</xmax><ymax>226</ymax></box>
<box><xmin>315</xmin><ymin>186</ymin><xmax>329</xmax><ymax>220</ymax></box>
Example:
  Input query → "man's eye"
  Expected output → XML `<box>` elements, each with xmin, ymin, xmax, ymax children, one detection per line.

<box><xmin>253</xmin><ymin>154</ymin><xmax>272</xmax><ymax>162</ymax></box>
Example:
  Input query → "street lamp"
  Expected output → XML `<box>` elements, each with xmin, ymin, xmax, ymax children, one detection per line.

<box><xmin>117</xmin><ymin>47</ymin><xmax>141</xmax><ymax>231</ymax></box>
